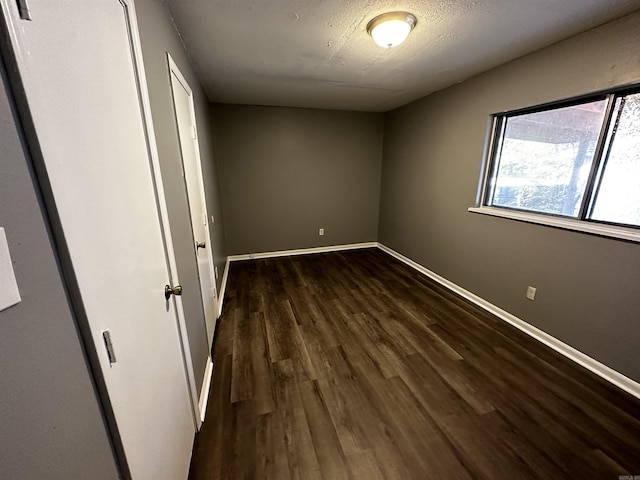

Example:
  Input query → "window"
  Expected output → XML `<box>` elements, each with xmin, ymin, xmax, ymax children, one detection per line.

<box><xmin>473</xmin><ymin>88</ymin><xmax>640</xmax><ymax>240</ymax></box>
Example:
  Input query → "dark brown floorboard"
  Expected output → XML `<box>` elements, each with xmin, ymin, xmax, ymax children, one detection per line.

<box><xmin>189</xmin><ymin>248</ymin><xmax>640</xmax><ymax>479</ymax></box>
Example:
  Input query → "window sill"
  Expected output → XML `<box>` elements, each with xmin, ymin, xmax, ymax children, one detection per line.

<box><xmin>468</xmin><ymin>206</ymin><xmax>640</xmax><ymax>244</ymax></box>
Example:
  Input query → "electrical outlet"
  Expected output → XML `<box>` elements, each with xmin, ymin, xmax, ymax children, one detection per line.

<box><xmin>319</xmin><ymin>228</ymin><xmax>324</xmax><ymax>236</ymax></box>
<box><xmin>526</xmin><ymin>286</ymin><xmax>537</xmax><ymax>301</ymax></box>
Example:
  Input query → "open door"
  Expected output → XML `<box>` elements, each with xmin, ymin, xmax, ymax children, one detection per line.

<box><xmin>1</xmin><ymin>1</ymin><xmax>198</xmax><ymax>478</ymax></box>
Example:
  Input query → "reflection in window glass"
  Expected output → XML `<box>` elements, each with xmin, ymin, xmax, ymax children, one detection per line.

<box><xmin>590</xmin><ymin>93</ymin><xmax>640</xmax><ymax>227</ymax></box>
<box><xmin>489</xmin><ymin>101</ymin><xmax>607</xmax><ymax>216</ymax></box>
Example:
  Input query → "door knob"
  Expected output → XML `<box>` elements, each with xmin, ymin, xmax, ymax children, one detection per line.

<box><xmin>164</xmin><ymin>284</ymin><xmax>183</xmax><ymax>300</ymax></box>
<box><xmin>196</xmin><ymin>241</ymin><xmax>206</xmax><ymax>249</ymax></box>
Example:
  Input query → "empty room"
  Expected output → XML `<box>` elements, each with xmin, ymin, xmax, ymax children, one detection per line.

<box><xmin>1</xmin><ymin>0</ymin><xmax>640</xmax><ymax>479</ymax></box>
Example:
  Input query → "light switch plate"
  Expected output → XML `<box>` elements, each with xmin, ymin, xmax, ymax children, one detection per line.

<box><xmin>0</xmin><ymin>228</ymin><xmax>21</xmax><ymax>311</ymax></box>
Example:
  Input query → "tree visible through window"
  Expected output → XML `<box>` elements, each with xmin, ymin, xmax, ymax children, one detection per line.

<box><xmin>484</xmin><ymin>89</ymin><xmax>640</xmax><ymax>228</ymax></box>
<box><xmin>590</xmin><ymin>93</ymin><xmax>640</xmax><ymax>226</ymax></box>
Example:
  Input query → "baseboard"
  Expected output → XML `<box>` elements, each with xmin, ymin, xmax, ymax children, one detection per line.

<box><xmin>227</xmin><ymin>242</ymin><xmax>378</xmax><ymax>261</ymax></box>
<box><xmin>198</xmin><ymin>356</ymin><xmax>214</xmax><ymax>424</ymax></box>
<box><xmin>377</xmin><ymin>243</ymin><xmax>640</xmax><ymax>400</ymax></box>
<box><xmin>217</xmin><ymin>257</ymin><xmax>230</xmax><ymax>318</ymax></box>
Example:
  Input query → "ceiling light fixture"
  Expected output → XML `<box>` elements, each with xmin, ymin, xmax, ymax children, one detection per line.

<box><xmin>366</xmin><ymin>11</ymin><xmax>417</xmax><ymax>48</ymax></box>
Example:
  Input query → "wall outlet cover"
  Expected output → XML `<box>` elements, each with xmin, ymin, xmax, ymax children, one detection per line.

<box><xmin>526</xmin><ymin>286</ymin><xmax>537</xmax><ymax>301</ymax></box>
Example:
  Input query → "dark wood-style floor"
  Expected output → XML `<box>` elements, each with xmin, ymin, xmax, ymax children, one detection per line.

<box><xmin>189</xmin><ymin>248</ymin><xmax>640</xmax><ymax>479</ymax></box>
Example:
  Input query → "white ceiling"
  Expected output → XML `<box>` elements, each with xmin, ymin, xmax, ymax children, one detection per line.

<box><xmin>165</xmin><ymin>0</ymin><xmax>640</xmax><ymax>112</ymax></box>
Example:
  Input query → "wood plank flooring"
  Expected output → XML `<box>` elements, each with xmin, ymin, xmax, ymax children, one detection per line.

<box><xmin>189</xmin><ymin>248</ymin><xmax>640</xmax><ymax>479</ymax></box>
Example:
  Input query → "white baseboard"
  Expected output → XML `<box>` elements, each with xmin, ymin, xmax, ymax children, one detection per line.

<box><xmin>377</xmin><ymin>243</ymin><xmax>640</xmax><ymax>400</ymax></box>
<box><xmin>227</xmin><ymin>242</ymin><xmax>378</xmax><ymax>261</ymax></box>
<box><xmin>217</xmin><ymin>257</ymin><xmax>230</xmax><ymax>318</ymax></box>
<box><xmin>198</xmin><ymin>356</ymin><xmax>214</xmax><ymax>424</ymax></box>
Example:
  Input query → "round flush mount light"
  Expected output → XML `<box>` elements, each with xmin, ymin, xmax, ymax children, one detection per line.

<box><xmin>366</xmin><ymin>11</ymin><xmax>417</xmax><ymax>48</ymax></box>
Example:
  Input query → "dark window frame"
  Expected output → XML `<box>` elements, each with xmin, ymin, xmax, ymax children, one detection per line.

<box><xmin>474</xmin><ymin>83</ymin><xmax>640</xmax><ymax>235</ymax></box>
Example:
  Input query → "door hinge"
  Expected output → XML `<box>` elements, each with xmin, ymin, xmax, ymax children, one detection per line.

<box><xmin>102</xmin><ymin>330</ymin><xmax>117</xmax><ymax>366</ymax></box>
<box><xmin>16</xmin><ymin>0</ymin><xmax>32</xmax><ymax>20</ymax></box>
<box><xmin>192</xmin><ymin>125</ymin><xmax>197</xmax><ymax>140</ymax></box>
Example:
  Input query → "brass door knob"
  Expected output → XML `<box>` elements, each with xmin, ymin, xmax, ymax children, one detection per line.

<box><xmin>164</xmin><ymin>284</ymin><xmax>183</xmax><ymax>300</ymax></box>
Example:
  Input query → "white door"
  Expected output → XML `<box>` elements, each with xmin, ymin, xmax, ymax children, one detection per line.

<box><xmin>1</xmin><ymin>1</ymin><xmax>196</xmax><ymax>479</ymax></box>
<box><xmin>168</xmin><ymin>56</ymin><xmax>218</xmax><ymax>349</ymax></box>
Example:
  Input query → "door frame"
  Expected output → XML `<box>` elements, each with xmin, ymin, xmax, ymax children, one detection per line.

<box><xmin>167</xmin><ymin>53</ymin><xmax>218</xmax><ymax>349</ymax></box>
<box><xmin>0</xmin><ymin>0</ymin><xmax>202</xmax><ymax>476</ymax></box>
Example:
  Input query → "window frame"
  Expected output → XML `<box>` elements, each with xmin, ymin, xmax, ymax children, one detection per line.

<box><xmin>470</xmin><ymin>83</ymin><xmax>640</xmax><ymax>244</ymax></box>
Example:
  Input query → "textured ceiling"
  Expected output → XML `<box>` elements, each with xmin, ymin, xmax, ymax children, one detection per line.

<box><xmin>165</xmin><ymin>0</ymin><xmax>640</xmax><ymax>112</ymax></box>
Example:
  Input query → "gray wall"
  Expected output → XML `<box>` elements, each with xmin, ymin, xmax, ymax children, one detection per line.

<box><xmin>0</xmin><ymin>61</ymin><xmax>119</xmax><ymax>479</ymax></box>
<box><xmin>379</xmin><ymin>11</ymin><xmax>640</xmax><ymax>382</ymax></box>
<box><xmin>212</xmin><ymin>105</ymin><xmax>384</xmax><ymax>255</ymax></box>
<box><xmin>136</xmin><ymin>0</ymin><xmax>228</xmax><ymax>388</ymax></box>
